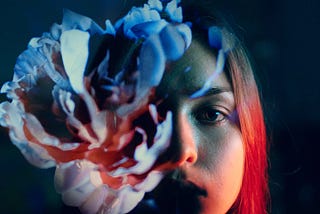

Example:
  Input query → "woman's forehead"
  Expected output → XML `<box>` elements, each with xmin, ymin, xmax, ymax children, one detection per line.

<box><xmin>157</xmin><ymin>40</ymin><xmax>231</xmax><ymax>97</ymax></box>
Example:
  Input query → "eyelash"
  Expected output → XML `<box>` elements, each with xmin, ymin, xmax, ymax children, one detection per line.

<box><xmin>194</xmin><ymin>106</ymin><xmax>228</xmax><ymax>125</ymax></box>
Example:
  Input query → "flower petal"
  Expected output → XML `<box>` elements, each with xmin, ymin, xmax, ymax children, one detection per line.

<box><xmin>62</xmin><ymin>9</ymin><xmax>105</xmax><ymax>35</ymax></box>
<box><xmin>55</xmin><ymin>161</ymin><xmax>102</xmax><ymax>208</ymax></box>
<box><xmin>60</xmin><ymin>29</ymin><xmax>90</xmax><ymax>93</ymax></box>
<box><xmin>159</xmin><ymin>24</ymin><xmax>186</xmax><ymax>60</ymax></box>
<box><xmin>111</xmin><ymin>110</ymin><xmax>172</xmax><ymax>176</ymax></box>
<box><xmin>139</xmin><ymin>34</ymin><xmax>166</xmax><ymax>87</ymax></box>
<box><xmin>120</xmin><ymin>4</ymin><xmax>162</xmax><ymax>39</ymax></box>
<box><xmin>165</xmin><ymin>0</ymin><xmax>182</xmax><ymax>22</ymax></box>
<box><xmin>0</xmin><ymin>101</ymin><xmax>56</xmax><ymax>168</ymax></box>
<box><xmin>148</xmin><ymin>0</ymin><xmax>163</xmax><ymax>11</ymax></box>
<box><xmin>190</xmin><ymin>49</ymin><xmax>226</xmax><ymax>98</ymax></box>
<box><xmin>130</xmin><ymin>20</ymin><xmax>167</xmax><ymax>38</ymax></box>
<box><xmin>208</xmin><ymin>26</ymin><xmax>222</xmax><ymax>49</ymax></box>
<box><xmin>116</xmin><ymin>185</ymin><xmax>145</xmax><ymax>214</ymax></box>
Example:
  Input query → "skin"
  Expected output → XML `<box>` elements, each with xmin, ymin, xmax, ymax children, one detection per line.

<box><xmin>155</xmin><ymin>39</ymin><xmax>245</xmax><ymax>214</ymax></box>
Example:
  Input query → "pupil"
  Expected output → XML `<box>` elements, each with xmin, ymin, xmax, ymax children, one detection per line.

<box><xmin>206</xmin><ymin>111</ymin><xmax>218</xmax><ymax>121</ymax></box>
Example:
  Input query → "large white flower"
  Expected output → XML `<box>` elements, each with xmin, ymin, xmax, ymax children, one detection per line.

<box><xmin>0</xmin><ymin>0</ymin><xmax>193</xmax><ymax>213</ymax></box>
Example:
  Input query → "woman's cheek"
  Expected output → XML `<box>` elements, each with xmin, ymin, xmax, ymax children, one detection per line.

<box><xmin>194</xmin><ymin>124</ymin><xmax>245</xmax><ymax>213</ymax></box>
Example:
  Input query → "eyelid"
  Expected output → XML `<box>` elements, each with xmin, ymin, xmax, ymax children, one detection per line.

<box><xmin>193</xmin><ymin>105</ymin><xmax>230</xmax><ymax>125</ymax></box>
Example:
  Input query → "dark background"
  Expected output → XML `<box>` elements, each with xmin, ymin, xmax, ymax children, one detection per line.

<box><xmin>0</xmin><ymin>0</ymin><xmax>319</xmax><ymax>213</ymax></box>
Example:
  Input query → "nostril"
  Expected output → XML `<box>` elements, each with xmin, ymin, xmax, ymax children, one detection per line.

<box><xmin>186</xmin><ymin>155</ymin><xmax>197</xmax><ymax>164</ymax></box>
<box><xmin>183</xmin><ymin>147</ymin><xmax>198</xmax><ymax>165</ymax></box>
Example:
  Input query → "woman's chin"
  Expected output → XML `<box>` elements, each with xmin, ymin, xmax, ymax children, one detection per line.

<box><xmin>129</xmin><ymin>176</ymin><xmax>207</xmax><ymax>214</ymax></box>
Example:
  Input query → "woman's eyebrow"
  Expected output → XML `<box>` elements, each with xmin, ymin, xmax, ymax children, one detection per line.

<box><xmin>190</xmin><ymin>87</ymin><xmax>233</xmax><ymax>98</ymax></box>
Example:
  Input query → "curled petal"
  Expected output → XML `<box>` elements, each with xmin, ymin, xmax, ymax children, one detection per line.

<box><xmin>62</xmin><ymin>9</ymin><xmax>105</xmax><ymax>35</ymax></box>
<box><xmin>149</xmin><ymin>104</ymin><xmax>158</xmax><ymax>124</ymax></box>
<box><xmin>80</xmin><ymin>185</ymin><xmax>111</xmax><ymax>214</ymax></box>
<box><xmin>165</xmin><ymin>0</ymin><xmax>182</xmax><ymax>22</ymax></box>
<box><xmin>55</xmin><ymin>161</ymin><xmax>101</xmax><ymax>194</ymax></box>
<box><xmin>16</xmin><ymin>37</ymin><xmax>71</xmax><ymax>91</ymax></box>
<box><xmin>134</xmin><ymin>170</ymin><xmax>163</xmax><ymax>192</ymax></box>
<box><xmin>50</xmin><ymin>23</ymin><xmax>62</xmax><ymax>40</ymax></box>
<box><xmin>104</xmin><ymin>20</ymin><xmax>116</xmax><ymax>36</ymax></box>
<box><xmin>0</xmin><ymin>101</ymin><xmax>56</xmax><ymax>168</ymax></box>
<box><xmin>208</xmin><ymin>26</ymin><xmax>223</xmax><ymax>49</ymax></box>
<box><xmin>57</xmin><ymin>88</ymin><xmax>75</xmax><ymax>115</ymax></box>
<box><xmin>0</xmin><ymin>81</ymin><xmax>23</xmax><ymax>100</ymax></box>
<box><xmin>159</xmin><ymin>24</ymin><xmax>187</xmax><ymax>60</ymax></box>
<box><xmin>55</xmin><ymin>160</ymin><xmax>111</xmax><ymax>213</ymax></box>
<box><xmin>148</xmin><ymin>0</ymin><xmax>163</xmax><ymax>11</ymax></box>
<box><xmin>115</xmin><ymin>186</ymin><xmax>145</xmax><ymax>214</ymax></box>
<box><xmin>55</xmin><ymin>160</ymin><xmax>150</xmax><ymax>214</ymax></box>
<box><xmin>111</xmin><ymin>110</ymin><xmax>172</xmax><ymax>176</ymax></box>
<box><xmin>60</xmin><ymin>29</ymin><xmax>90</xmax><ymax>93</ymax></box>
<box><xmin>118</xmin><ymin>4</ymin><xmax>162</xmax><ymax>39</ymax></box>
<box><xmin>116</xmin><ymin>34</ymin><xmax>166</xmax><ymax>117</ymax></box>
<box><xmin>190</xmin><ymin>49</ymin><xmax>226</xmax><ymax>98</ymax></box>
<box><xmin>130</xmin><ymin>20</ymin><xmax>167</xmax><ymax>38</ymax></box>
<box><xmin>139</xmin><ymin>34</ymin><xmax>165</xmax><ymax>87</ymax></box>
<box><xmin>208</xmin><ymin>26</ymin><xmax>235</xmax><ymax>52</ymax></box>
<box><xmin>175</xmin><ymin>23</ymin><xmax>192</xmax><ymax>49</ymax></box>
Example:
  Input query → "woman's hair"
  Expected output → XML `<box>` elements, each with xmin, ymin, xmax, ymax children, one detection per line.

<box><xmin>226</xmin><ymin>35</ymin><xmax>269</xmax><ymax>214</ymax></box>
<box><xmin>181</xmin><ymin>2</ymin><xmax>269</xmax><ymax>214</ymax></box>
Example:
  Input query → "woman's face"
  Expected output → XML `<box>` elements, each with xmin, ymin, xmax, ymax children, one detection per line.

<box><xmin>154</xmin><ymin>40</ymin><xmax>245</xmax><ymax>214</ymax></box>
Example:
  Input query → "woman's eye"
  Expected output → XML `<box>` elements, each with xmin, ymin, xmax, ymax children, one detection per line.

<box><xmin>195</xmin><ymin>108</ymin><xmax>227</xmax><ymax>124</ymax></box>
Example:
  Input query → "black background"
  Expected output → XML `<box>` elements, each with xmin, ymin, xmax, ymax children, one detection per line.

<box><xmin>0</xmin><ymin>0</ymin><xmax>319</xmax><ymax>213</ymax></box>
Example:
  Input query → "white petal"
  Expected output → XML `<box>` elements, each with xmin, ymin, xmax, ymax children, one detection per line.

<box><xmin>134</xmin><ymin>171</ymin><xmax>163</xmax><ymax>192</ymax></box>
<box><xmin>117</xmin><ymin>186</ymin><xmax>144</xmax><ymax>214</ymax></box>
<box><xmin>62</xmin><ymin>9</ymin><xmax>104</xmax><ymax>34</ymax></box>
<box><xmin>0</xmin><ymin>101</ymin><xmax>56</xmax><ymax>168</ymax></box>
<box><xmin>80</xmin><ymin>185</ymin><xmax>110</xmax><ymax>214</ymax></box>
<box><xmin>55</xmin><ymin>161</ymin><xmax>99</xmax><ymax>193</ymax></box>
<box><xmin>149</xmin><ymin>104</ymin><xmax>158</xmax><ymax>124</ymax></box>
<box><xmin>134</xmin><ymin>142</ymin><xmax>149</xmax><ymax>162</ymax></box>
<box><xmin>60</xmin><ymin>29</ymin><xmax>90</xmax><ymax>93</ymax></box>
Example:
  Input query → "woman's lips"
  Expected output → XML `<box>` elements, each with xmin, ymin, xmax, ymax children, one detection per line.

<box><xmin>170</xmin><ymin>178</ymin><xmax>208</xmax><ymax>197</ymax></box>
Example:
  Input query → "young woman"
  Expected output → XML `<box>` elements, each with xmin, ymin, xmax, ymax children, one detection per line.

<box><xmin>0</xmin><ymin>0</ymin><xmax>268</xmax><ymax>213</ymax></box>
<box><xmin>130</xmin><ymin>6</ymin><xmax>269</xmax><ymax>213</ymax></box>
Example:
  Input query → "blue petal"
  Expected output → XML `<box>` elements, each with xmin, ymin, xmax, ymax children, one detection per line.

<box><xmin>148</xmin><ymin>0</ymin><xmax>163</xmax><ymax>11</ymax></box>
<box><xmin>131</xmin><ymin>20</ymin><xmax>167</xmax><ymax>38</ymax></box>
<box><xmin>104</xmin><ymin>20</ymin><xmax>116</xmax><ymax>36</ymax></box>
<box><xmin>159</xmin><ymin>25</ymin><xmax>185</xmax><ymax>60</ymax></box>
<box><xmin>116</xmin><ymin>36</ymin><xmax>166</xmax><ymax>116</ymax></box>
<box><xmin>175</xmin><ymin>23</ymin><xmax>192</xmax><ymax>49</ymax></box>
<box><xmin>138</xmin><ymin>34</ymin><xmax>166</xmax><ymax>87</ymax></box>
<box><xmin>122</xmin><ymin>5</ymin><xmax>162</xmax><ymax>39</ymax></box>
<box><xmin>208</xmin><ymin>26</ymin><xmax>222</xmax><ymax>49</ymax></box>
<box><xmin>165</xmin><ymin>0</ymin><xmax>182</xmax><ymax>22</ymax></box>
<box><xmin>50</xmin><ymin>23</ymin><xmax>62</xmax><ymax>40</ymax></box>
<box><xmin>14</xmin><ymin>39</ymin><xmax>70</xmax><ymax>91</ymax></box>
<box><xmin>190</xmin><ymin>49</ymin><xmax>226</xmax><ymax>98</ymax></box>
<box><xmin>62</xmin><ymin>9</ymin><xmax>104</xmax><ymax>35</ymax></box>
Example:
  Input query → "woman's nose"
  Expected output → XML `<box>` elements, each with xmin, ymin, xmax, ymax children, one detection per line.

<box><xmin>160</xmin><ymin>111</ymin><xmax>198</xmax><ymax>169</ymax></box>
<box><xmin>176</xmin><ymin>115</ymin><xmax>198</xmax><ymax>165</ymax></box>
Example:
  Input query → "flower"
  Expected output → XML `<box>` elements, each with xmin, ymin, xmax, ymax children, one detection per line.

<box><xmin>0</xmin><ymin>0</ymin><xmax>193</xmax><ymax>213</ymax></box>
